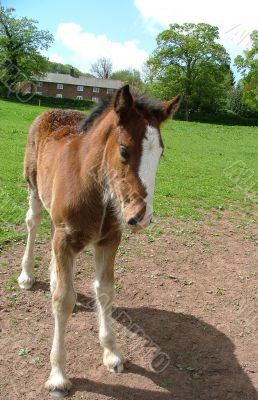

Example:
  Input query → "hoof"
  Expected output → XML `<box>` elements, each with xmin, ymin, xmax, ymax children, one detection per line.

<box><xmin>104</xmin><ymin>348</ymin><xmax>125</xmax><ymax>373</ymax></box>
<box><xmin>45</xmin><ymin>375</ymin><xmax>72</xmax><ymax>396</ymax></box>
<box><xmin>110</xmin><ymin>363</ymin><xmax>124</xmax><ymax>373</ymax></box>
<box><xmin>18</xmin><ymin>274</ymin><xmax>35</xmax><ymax>290</ymax></box>
<box><xmin>49</xmin><ymin>389</ymin><xmax>69</xmax><ymax>398</ymax></box>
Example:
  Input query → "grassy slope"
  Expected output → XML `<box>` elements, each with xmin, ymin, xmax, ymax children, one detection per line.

<box><xmin>0</xmin><ymin>99</ymin><xmax>257</xmax><ymax>246</ymax></box>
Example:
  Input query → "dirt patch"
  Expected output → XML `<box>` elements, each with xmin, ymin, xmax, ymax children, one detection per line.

<box><xmin>0</xmin><ymin>212</ymin><xmax>258</xmax><ymax>400</ymax></box>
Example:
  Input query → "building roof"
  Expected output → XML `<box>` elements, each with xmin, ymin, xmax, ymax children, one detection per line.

<box><xmin>39</xmin><ymin>73</ymin><xmax>123</xmax><ymax>89</ymax></box>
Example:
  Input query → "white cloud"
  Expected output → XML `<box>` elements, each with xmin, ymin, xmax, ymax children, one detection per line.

<box><xmin>48</xmin><ymin>53</ymin><xmax>65</xmax><ymax>64</ymax></box>
<box><xmin>134</xmin><ymin>0</ymin><xmax>257</xmax><ymax>51</ymax></box>
<box><xmin>55</xmin><ymin>23</ymin><xmax>148</xmax><ymax>72</ymax></box>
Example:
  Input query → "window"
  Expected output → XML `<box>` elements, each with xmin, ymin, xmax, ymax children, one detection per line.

<box><xmin>37</xmin><ymin>81</ymin><xmax>43</xmax><ymax>87</ymax></box>
<box><xmin>93</xmin><ymin>87</ymin><xmax>100</xmax><ymax>93</ymax></box>
<box><xmin>107</xmin><ymin>88</ymin><xmax>113</xmax><ymax>94</ymax></box>
<box><xmin>76</xmin><ymin>96</ymin><xmax>83</xmax><ymax>100</ymax></box>
<box><xmin>56</xmin><ymin>94</ymin><xmax>63</xmax><ymax>98</ymax></box>
<box><xmin>57</xmin><ymin>83</ymin><xmax>63</xmax><ymax>89</ymax></box>
<box><xmin>92</xmin><ymin>97</ymin><xmax>99</xmax><ymax>103</ymax></box>
<box><xmin>77</xmin><ymin>85</ymin><xmax>84</xmax><ymax>92</ymax></box>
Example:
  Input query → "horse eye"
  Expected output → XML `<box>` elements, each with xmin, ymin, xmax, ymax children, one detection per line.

<box><xmin>120</xmin><ymin>146</ymin><xmax>130</xmax><ymax>162</ymax></box>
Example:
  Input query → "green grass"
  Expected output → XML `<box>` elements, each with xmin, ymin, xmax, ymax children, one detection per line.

<box><xmin>155</xmin><ymin>120</ymin><xmax>258</xmax><ymax>218</ymax></box>
<box><xmin>0</xmin><ymin>100</ymin><xmax>50</xmax><ymax>246</ymax></box>
<box><xmin>0</xmin><ymin>99</ymin><xmax>258</xmax><ymax>246</ymax></box>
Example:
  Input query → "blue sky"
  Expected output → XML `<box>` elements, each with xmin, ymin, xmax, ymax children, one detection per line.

<box><xmin>3</xmin><ymin>0</ymin><xmax>257</xmax><ymax>79</ymax></box>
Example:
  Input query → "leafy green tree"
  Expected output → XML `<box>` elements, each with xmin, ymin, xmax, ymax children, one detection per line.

<box><xmin>146</xmin><ymin>23</ymin><xmax>232</xmax><ymax>119</ymax></box>
<box><xmin>111</xmin><ymin>69</ymin><xmax>143</xmax><ymax>88</ymax></box>
<box><xmin>234</xmin><ymin>30</ymin><xmax>258</xmax><ymax>115</ymax></box>
<box><xmin>228</xmin><ymin>83</ymin><xmax>246</xmax><ymax>115</ymax></box>
<box><xmin>47</xmin><ymin>61</ymin><xmax>93</xmax><ymax>77</ymax></box>
<box><xmin>0</xmin><ymin>6</ymin><xmax>53</xmax><ymax>94</ymax></box>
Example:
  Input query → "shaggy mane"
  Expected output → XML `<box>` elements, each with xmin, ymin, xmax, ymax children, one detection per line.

<box><xmin>79</xmin><ymin>92</ymin><xmax>164</xmax><ymax>133</ymax></box>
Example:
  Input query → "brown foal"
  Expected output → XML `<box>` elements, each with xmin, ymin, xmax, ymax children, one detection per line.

<box><xmin>18</xmin><ymin>85</ymin><xmax>180</xmax><ymax>397</ymax></box>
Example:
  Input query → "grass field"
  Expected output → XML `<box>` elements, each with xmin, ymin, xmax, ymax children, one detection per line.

<box><xmin>0</xmin><ymin>98</ymin><xmax>257</xmax><ymax>246</ymax></box>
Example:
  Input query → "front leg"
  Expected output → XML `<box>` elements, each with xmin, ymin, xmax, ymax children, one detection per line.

<box><xmin>94</xmin><ymin>233</ymin><xmax>124</xmax><ymax>373</ymax></box>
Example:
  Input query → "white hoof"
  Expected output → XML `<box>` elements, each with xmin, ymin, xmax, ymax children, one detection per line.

<box><xmin>49</xmin><ymin>389</ymin><xmax>69</xmax><ymax>398</ymax></box>
<box><xmin>103</xmin><ymin>348</ymin><xmax>125</xmax><ymax>373</ymax></box>
<box><xmin>45</xmin><ymin>374</ymin><xmax>72</xmax><ymax>394</ymax></box>
<box><xmin>18</xmin><ymin>273</ymin><xmax>35</xmax><ymax>290</ymax></box>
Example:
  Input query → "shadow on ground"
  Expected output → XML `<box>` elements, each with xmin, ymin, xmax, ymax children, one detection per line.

<box><xmin>70</xmin><ymin>292</ymin><xmax>257</xmax><ymax>400</ymax></box>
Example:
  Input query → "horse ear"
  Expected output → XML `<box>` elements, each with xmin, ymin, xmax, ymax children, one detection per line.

<box><xmin>113</xmin><ymin>85</ymin><xmax>133</xmax><ymax>121</ymax></box>
<box><xmin>160</xmin><ymin>94</ymin><xmax>181</xmax><ymax>122</ymax></box>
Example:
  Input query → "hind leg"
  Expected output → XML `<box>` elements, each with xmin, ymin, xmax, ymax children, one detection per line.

<box><xmin>49</xmin><ymin>251</ymin><xmax>57</xmax><ymax>295</ymax></box>
<box><xmin>18</xmin><ymin>188</ymin><xmax>42</xmax><ymax>289</ymax></box>
<box><xmin>45</xmin><ymin>227</ymin><xmax>77</xmax><ymax>396</ymax></box>
<box><xmin>49</xmin><ymin>223</ymin><xmax>58</xmax><ymax>295</ymax></box>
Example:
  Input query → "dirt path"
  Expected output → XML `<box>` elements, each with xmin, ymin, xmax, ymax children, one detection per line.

<box><xmin>0</xmin><ymin>213</ymin><xmax>258</xmax><ymax>400</ymax></box>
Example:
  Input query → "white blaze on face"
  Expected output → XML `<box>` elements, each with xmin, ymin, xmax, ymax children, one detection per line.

<box><xmin>138</xmin><ymin>125</ymin><xmax>163</xmax><ymax>227</ymax></box>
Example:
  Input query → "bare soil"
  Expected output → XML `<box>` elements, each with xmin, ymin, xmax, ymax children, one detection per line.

<box><xmin>0</xmin><ymin>212</ymin><xmax>258</xmax><ymax>400</ymax></box>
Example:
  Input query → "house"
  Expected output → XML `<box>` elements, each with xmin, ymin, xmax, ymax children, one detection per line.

<box><xmin>32</xmin><ymin>72</ymin><xmax>123</xmax><ymax>102</ymax></box>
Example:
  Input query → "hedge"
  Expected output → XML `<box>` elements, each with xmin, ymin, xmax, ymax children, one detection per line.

<box><xmin>188</xmin><ymin>110</ymin><xmax>258</xmax><ymax>126</ymax></box>
<box><xmin>1</xmin><ymin>92</ymin><xmax>94</xmax><ymax>110</ymax></box>
<box><xmin>174</xmin><ymin>109</ymin><xmax>258</xmax><ymax>126</ymax></box>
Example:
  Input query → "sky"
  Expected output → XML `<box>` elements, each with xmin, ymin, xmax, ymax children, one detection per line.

<box><xmin>3</xmin><ymin>0</ymin><xmax>257</xmax><ymax>79</ymax></box>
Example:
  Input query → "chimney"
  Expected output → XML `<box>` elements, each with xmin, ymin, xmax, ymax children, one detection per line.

<box><xmin>70</xmin><ymin>67</ymin><xmax>76</xmax><ymax>77</ymax></box>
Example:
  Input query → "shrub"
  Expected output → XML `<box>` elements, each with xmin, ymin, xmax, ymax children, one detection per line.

<box><xmin>0</xmin><ymin>92</ymin><xmax>93</xmax><ymax>110</ymax></box>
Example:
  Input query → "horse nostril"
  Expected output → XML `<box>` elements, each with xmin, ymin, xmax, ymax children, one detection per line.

<box><xmin>127</xmin><ymin>218</ymin><xmax>138</xmax><ymax>226</ymax></box>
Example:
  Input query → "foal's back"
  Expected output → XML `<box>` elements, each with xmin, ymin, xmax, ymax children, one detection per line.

<box><xmin>24</xmin><ymin>109</ymin><xmax>85</xmax><ymax>190</ymax></box>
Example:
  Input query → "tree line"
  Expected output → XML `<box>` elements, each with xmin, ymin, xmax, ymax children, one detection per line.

<box><xmin>145</xmin><ymin>23</ymin><xmax>257</xmax><ymax>120</ymax></box>
<box><xmin>0</xmin><ymin>6</ymin><xmax>257</xmax><ymax>121</ymax></box>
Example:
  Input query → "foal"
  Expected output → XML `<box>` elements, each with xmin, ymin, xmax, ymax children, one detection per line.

<box><xmin>18</xmin><ymin>85</ymin><xmax>180</xmax><ymax>396</ymax></box>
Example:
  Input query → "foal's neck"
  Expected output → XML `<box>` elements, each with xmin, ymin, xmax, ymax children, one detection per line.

<box><xmin>78</xmin><ymin>112</ymin><xmax>122</xmax><ymax>236</ymax></box>
<box><xmin>79</xmin><ymin>110</ymin><xmax>115</xmax><ymax>193</ymax></box>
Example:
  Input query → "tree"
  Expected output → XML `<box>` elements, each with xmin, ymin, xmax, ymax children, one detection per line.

<box><xmin>47</xmin><ymin>61</ymin><xmax>93</xmax><ymax>77</ymax></box>
<box><xmin>146</xmin><ymin>23</ymin><xmax>232</xmax><ymax>119</ymax></box>
<box><xmin>90</xmin><ymin>57</ymin><xmax>112</xmax><ymax>79</ymax></box>
<box><xmin>228</xmin><ymin>83</ymin><xmax>245</xmax><ymax>115</ymax></box>
<box><xmin>111</xmin><ymin>69</ymin><xmax>143</xmax><ymax>88</ymax></box>
<box><xmin>0</xmin><ymin>6</ymin><xmax>53</xmax><ymax>95</ymax></box>
<box><xmin>234</xmin><ymin>30</ymin><xmax>258</xmax><ymax>115</ymax></box>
